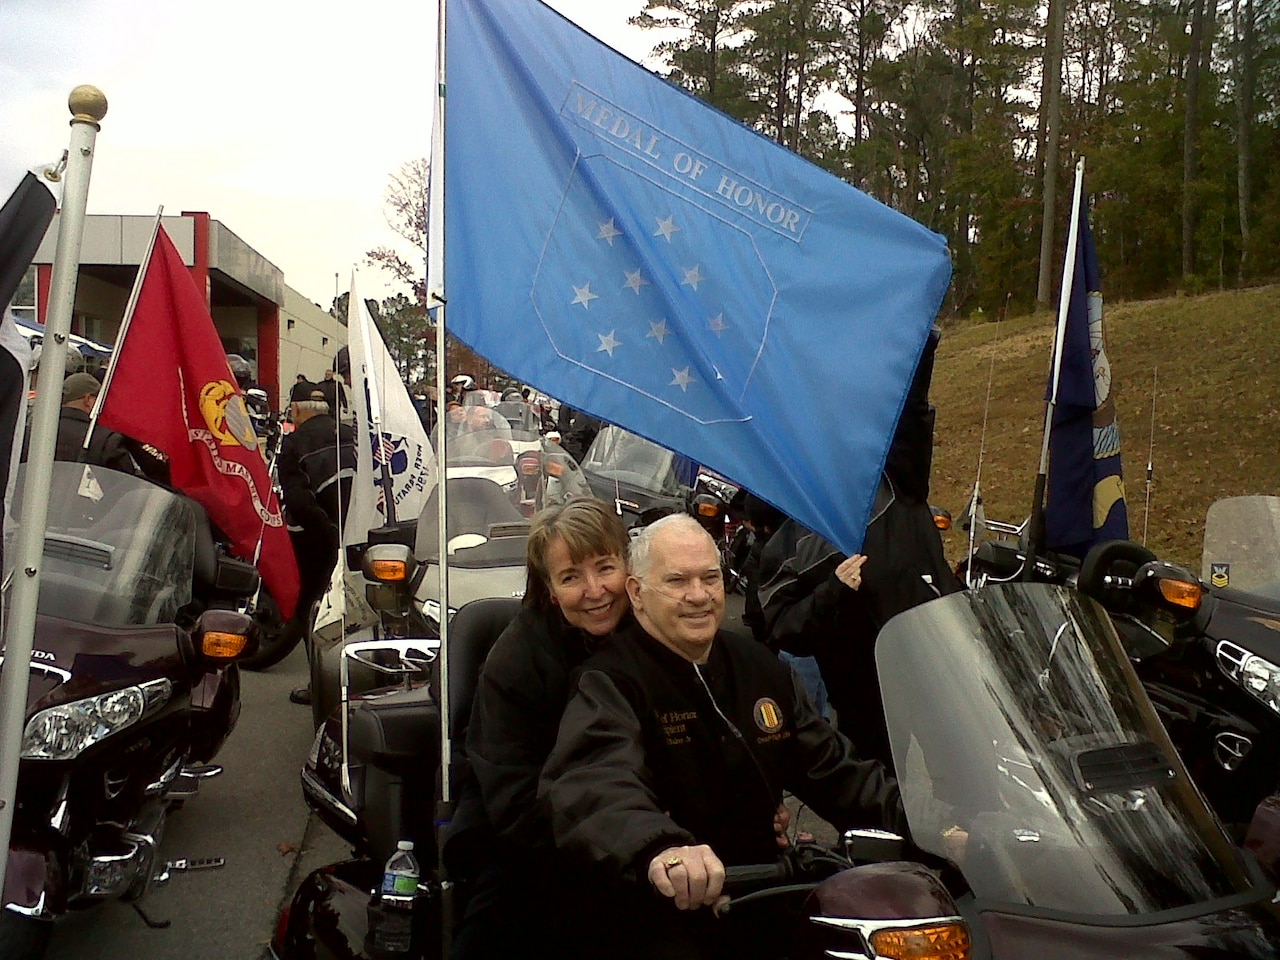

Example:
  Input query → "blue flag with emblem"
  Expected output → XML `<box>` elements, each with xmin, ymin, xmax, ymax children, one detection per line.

<box><xmin>1044</xmin><ymin>197</ymin><xmax>1128</xmax><ymax>557</ymax></box>
<box><xmin>443</xmin><ymin>0</ymin><xmax>952</xmax><ymax>553</ymax></box>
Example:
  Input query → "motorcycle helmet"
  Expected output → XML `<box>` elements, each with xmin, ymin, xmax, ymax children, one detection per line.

<box><xmin>226</xmin><ymin>353</ymin><xmax>255</xmax><ymax>390</ymax></box>
<box><xmin>450</xmin><ymin>374</ymin><xmax>476</xmax><ymax>392</ymax></box>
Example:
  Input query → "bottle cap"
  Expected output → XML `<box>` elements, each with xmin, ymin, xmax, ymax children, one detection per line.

<box><xmin>397</xmin><ymin>840</ymin><xmax>414</xmax><ymax>851</ymax></box>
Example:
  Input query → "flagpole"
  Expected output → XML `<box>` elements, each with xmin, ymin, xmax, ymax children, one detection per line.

<box><xmin>0</xmin><ymin>85</ymin><xmax>107</xmax><ymax>881</ymax></box>
<box><xmin>84</xmin><ymin>205</ymin><xmax>162</xmax><ymax>451</ymax></box>
<box><xmin>352</xmin><ymin>276</ymin><xmax>397</xmax><ymax>525</ymax></box>
<box><xmin>430</xmin><ymin>0</ymin><xmax>454</xmax><ymax>831</ymax></box>
<box><xmin>1026</xmin><ymin>156</ymin><xmax>1086</xmax><ymax>573</ymax></box>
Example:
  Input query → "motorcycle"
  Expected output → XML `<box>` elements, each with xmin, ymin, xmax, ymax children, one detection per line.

<box><xmin>580</xmin><ymin>423</ymin><xmax>744</xmax><ymax>579</ymax></box>
<box><xmin>963</xmin><ymin>497</ymin><xmax>1280</xmax><ymax>834</ymax></box>
<box><xmin>306</xmin><ymin>426</ymin><xmax>591</xmax><ymax>727</ymax></box>
<box><xmin>274</xmin><ymin>581</ymin><xmax>1280</xmax><ymax>959</ymax></box>
<box><xmin>1</xmin><ymin>461</ymin><xmax>261</xmax><ymax>960</ymax></box>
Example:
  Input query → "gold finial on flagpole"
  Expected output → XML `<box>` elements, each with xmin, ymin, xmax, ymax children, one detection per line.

<box><xmin>68</xmin><ymin>84</ymin><xmax>108</xmax><ymax>128</ymax></box>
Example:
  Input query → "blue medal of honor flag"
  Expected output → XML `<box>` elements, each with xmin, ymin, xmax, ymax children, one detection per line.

<box><xmin>445</xmin><ymin>0</ymin><xmax>952</xmax><ymax>553</ymax></box>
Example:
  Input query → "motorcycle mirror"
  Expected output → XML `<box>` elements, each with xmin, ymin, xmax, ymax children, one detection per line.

<box><xmin>197</xmin><ymin>608</ymin><xmax>258</xmax><ymax>661</ymax></box>
<box><xmin>1133</xmin><ymin>560</ymin><xmax>1204</xmax><ymax>615</ymax></box>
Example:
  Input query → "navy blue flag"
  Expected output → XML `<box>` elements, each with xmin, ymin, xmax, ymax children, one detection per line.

<box><xmin>444</xmin><ymin>0</ymin><xmax>952</xmax><ymax>552</ymax></box>
<box><xmin>1044</xmin><ymin>198</ymin><xmax>1128</xmax><ymax>558</ymax></box>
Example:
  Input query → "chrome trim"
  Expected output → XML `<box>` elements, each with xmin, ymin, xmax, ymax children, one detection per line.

<box><xmin>3</xmin><ymin>893</ymin><xmax>50</xmax><ymax>919</ymax></box>
<box><xmin>818</xmin><ymin>920</ymin><xmax>972</xmax><ymax>960</ymax></box>
<box><xmin>342</xmin><ymin>637</ymin><xmax>439</xmax><ymax>676</ymax></box>
<box><xmin>811</xmin><ymin>914</ymin><xmax>966</xmax><ymax>937</ymax></box>
<box><xmin>49</xmin><ymin>777</ymin><xmax>71</xmax><ymax>834</ymax></box>
<box><xmin>0</xmin><ymin>655</ymin><xmax>72</xmax><ymax>684</ymax></box>
<box><xmin>1215</xmin><ymin>731</ymin><xmax>1253</xmax><ymax>771</ymax></box>
<box><xmin>85</xmin><ymin>842</ymin><xmax>143</xmax><ymax>897</ymax></box>
<box><xmin>145</xmin><ymin>755</ymin><xmax>186</xmax><ymax>796</ymax></box>
<box><xmin>121</xmin><ymin>830</ymin><xmax>160</xmax><ymax>901</ymax></box>
<box><xmin>1217</xmin><ymin>640</ymin><xmax>1251</xmax><ymax>681</ymax></box>
<box><xmin>300</xmin><ymin>765</ymin><xmax>358</xmax><ymax>826</ymax></box>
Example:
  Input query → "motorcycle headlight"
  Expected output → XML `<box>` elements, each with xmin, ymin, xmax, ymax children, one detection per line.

<box><xmin>21</xmin><ymin>678</ymin><xmax>172</xmax><ymax>760</ymax></box>
<box><xmin>1218</xmin><ymin>641</ymin><xmax>1280</xmax><ymax>716</ymax></box>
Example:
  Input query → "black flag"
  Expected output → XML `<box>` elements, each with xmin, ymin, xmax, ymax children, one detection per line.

<box><xmin>1</xmin><ymin>172</ymin><xmax>57</xmax><ymax>564</ymax></box>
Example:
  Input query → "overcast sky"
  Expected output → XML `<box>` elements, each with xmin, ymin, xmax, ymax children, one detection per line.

<box><xmin>0</xmin><ymin>0</ymin><xmax>660</xmax><ymax>308</ymax></box>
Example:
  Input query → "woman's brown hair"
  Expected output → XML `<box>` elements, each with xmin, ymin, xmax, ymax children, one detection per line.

<box><xmin>524</xmin><ymin>498</ymin><xmax>629</xmax><ymax>611</ymax></box>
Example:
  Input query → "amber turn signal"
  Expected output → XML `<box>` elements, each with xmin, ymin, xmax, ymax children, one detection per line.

<box><xmin>369</xmin><ymin>559</ymin><xmax>409</xmax><ymax>583</ymax></box>
<box><xmin>544</xmin><ymin>458</ymin><xmax>566</xmax><ymax>478</ymax></box>
<box><xmin>203</xmin><ymin>631</ymin><xmax>249</xmax><ymax>659</ymax></box>
<box><xmin>869</xmin><ymin>922</ymin><xmax>971</xmax><ymax>960</ymax></box>
<box><xmin>697</xmin><ymin>501</ymin><xmax>721</xmax><ymax>518</ymax></box>
<box><xmin>1158</xmin><ymin>578</ymin><xmax>1203</xmax><ymax>610</ymax></box>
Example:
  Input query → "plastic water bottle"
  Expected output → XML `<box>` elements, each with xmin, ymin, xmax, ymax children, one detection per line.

<box><xmin>367</xmin><ymin>840</ymin><xmax>418</xmax><ymax>957</ymax></box>
<box><xmin>381</xmin><ymin>840</ymin><xmax>420</xmax><ymax>899</ymax></box>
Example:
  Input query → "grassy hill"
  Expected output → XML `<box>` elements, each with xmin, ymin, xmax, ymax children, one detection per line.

<box><xmin>929</xmin><ymin>284</ymin><xmax>1280</xmax><ymax>570</ymax></box>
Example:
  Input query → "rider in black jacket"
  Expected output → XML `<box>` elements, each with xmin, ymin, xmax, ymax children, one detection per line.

<box><xmin>755</xmin><ymin>327</ymin><xmax>958</xmax><ymax>769</ymax></box>
<box><xmin>278</xmin><ymin>381</ymin><xmax>355</xmax><ymax>704</ymax></box>
<box><xmin>541</xmin><ymin>516</ymin><xmax>905</xmax><ymax>960</ymax></box>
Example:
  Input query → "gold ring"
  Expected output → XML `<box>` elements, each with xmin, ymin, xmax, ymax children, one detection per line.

<box><xmin>664</xmin><ymin>855</ymin><xmax>683</xmax><ymax>870</ymax></box>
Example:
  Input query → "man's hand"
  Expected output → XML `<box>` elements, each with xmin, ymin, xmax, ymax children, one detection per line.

<box><xmin>834</xmin><ymin>554</ymin><xmax>867</xmax><ymax>591</ymax></box>
<box><xmin>648</xmin><ymin>844</ymin><xmax>725</xmax><ymax>910</ymax></box>
<box><xmin>774</xmin><ymin>804</ymin><xmax>791</xmax><ymax>848</ymax></box>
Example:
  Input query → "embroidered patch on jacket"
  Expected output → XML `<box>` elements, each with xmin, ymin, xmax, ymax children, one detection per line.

<box><xmin>753</xmin><ymin>697</ymin><xmax>783</xmax><ymax>734</ymax></box>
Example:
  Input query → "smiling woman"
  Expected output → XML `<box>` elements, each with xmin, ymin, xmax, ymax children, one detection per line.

<box><xmin>448</xmin><ymin>496</ymin><xmax>635</xmax><ymax>958</ymax></box>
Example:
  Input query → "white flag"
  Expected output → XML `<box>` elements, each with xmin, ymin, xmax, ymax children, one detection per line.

<box><xmin>343</xmin><ymin>275</ymin><xmax>437</xmax><ymax>546</ymax></box>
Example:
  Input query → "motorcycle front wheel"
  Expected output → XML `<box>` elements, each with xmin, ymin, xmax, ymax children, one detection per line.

<box><xmin>0</xmin><ymin>911</ymin><xmax>54</xmax><ymax>960</ymax></box>
<box><xmin>239</xmin><ymin>589</ymin><xmax>301</xmax><ymax>671</ymax></box>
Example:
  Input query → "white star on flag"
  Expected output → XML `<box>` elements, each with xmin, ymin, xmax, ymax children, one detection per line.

<box><xmin>671</xmin><ymin>367</ymin><xmax>695</xmax><ymax>391</ymax></box>
<box><xmin>708</xmin><ymin>313</ymin><xmax>728</xmax><ymax>335</ymax></box>
<box><xmin>681</xmin><ymin>265</ymin><xmax>705</xmax><ymax>291</ymax></box>
<box><xmin>597</xmin><ymin>219</ymin><xmax>622</xmax><ymax>245</ymax></box>
<box><xmin>623</xmin><ymin>269</ymin><xmax>649</xmax><ymax>294</ymax></box>
<box><xmin>647</xmin><ymin>320</ymin><xmax>670</xmax><ymax>344</ymax></box>
<box><xmin>597</xmin><ymin>331</ymin><xmax>622</xmax><ymax>356</ymax></box>
<box><xmin>654</xmin><ymin>215</ymin><xmax>680</xmax><ymax>241</ymax></box>
<box><xmin>571</xmin><ymin>283</ymin><xmax>599</xmax><ymax>309</ymax></box>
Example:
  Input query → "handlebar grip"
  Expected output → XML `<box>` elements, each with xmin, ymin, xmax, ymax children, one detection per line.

<box><xmin>722</xmin><ymin>862</ymin><xmax>789</xmax><ymax>891</ymax></box>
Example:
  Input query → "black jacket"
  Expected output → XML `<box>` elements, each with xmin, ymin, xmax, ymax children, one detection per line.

<box><xmin>540</xmin><ymin>622</ymin><xmax>905</xmax><ymax>881</ymax></box>
<box><xmin>460</xmin><ymin>606</ymin><xmax>626</xmax><ymax>859</ymax></box>
<box><xmin>755</xmin><ymin>477</ymin><xmax>958</xmax><ymax>766</ymax></box>
<box><xmin>278</xmin><ymin>413</ymin><xmax>355</xmax><ymax>535</ymax></box>
<box><xmin>21</xmin><ymin>406</ymin><xmax>137</xmax><ymax>474</ymax></box>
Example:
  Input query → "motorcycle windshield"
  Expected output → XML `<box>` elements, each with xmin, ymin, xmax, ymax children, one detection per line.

<box><xmin>581</xmin><ymin>425</ymin><xmax>682</xmax><ymax>497</ymax></box>
<box><xmin>7</xmin><ymin>462</ymin><xmax>196</xmax><ymax>626</ymax></box>
<box><xmin>878</xmin><ymin>583</ymin><xmax>1256</xmax><ymax>917</ymax></box>
<box><xmin>414</xmin><ymin>431</ymin><xmax>590</xmax><ymax>566</ymax></box>
<box><xmin>1202</xmin><ymin>496</ymin><xmax>1280</xmax><ymax>599</ymax></box>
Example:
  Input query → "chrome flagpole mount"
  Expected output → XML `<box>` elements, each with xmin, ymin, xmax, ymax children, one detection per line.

<box><xmin>0</xmin><ymin>85</ymin><xmax>107</xmax><ymax>883</ymax></box>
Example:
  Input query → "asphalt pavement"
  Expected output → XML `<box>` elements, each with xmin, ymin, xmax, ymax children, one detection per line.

<box><xmin>45</xmin><ymin>641</ymin><xmax>346</xmax><ymax>960</ymax></box>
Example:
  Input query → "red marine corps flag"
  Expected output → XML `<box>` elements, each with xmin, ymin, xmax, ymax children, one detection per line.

<box><xmin>97</xmin><ymin>226</ymin><xmax>300</xmax><ymax>618</ymax></box>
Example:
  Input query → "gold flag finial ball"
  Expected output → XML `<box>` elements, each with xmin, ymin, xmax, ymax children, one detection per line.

<box><xmin>68</xmin><ymin>85</ymin><xmax>108</xmax><ymax>127</ymax></box>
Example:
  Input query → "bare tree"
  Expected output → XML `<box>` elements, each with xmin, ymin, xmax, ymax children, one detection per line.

<box><xmin>366</xmin><ymin>158</ymin><xmax>430</xmax><ymax>304</ymax></box>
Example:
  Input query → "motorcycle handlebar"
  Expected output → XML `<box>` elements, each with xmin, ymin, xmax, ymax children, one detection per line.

<box><xmin>722</xmin><ymin>860</ymin><xmax>791</xmax><ymax>891</ymax></box>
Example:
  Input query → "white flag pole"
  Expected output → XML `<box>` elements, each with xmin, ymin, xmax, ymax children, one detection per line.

<box><xmin>83</xmin><ymin>206</ymin><xmax>162</xmax><ymax>452</ymax></box>
<box><xmin>430</xmin><ymin>0</ymin><xmax>453</xmax><ymax>815</ymax></box>
<box><xmin>0</xmin><ymin>86</ymin><xmax>107</xmax><ymax>881</ymax></box>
